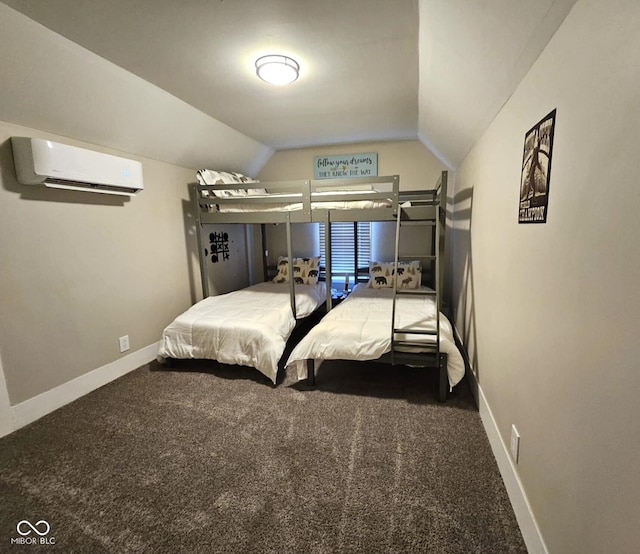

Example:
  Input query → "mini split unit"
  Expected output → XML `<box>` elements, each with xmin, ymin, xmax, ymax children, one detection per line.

<box><xmin>11</xmin><ymin>137</ymin><xmax>144</xmax><ymax>196</ymax></box>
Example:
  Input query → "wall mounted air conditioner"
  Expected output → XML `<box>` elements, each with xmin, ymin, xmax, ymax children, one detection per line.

<box><xmin>11</xmin><ymin>137</ymin><xmax>144</xmax><ymax>196</ymax></box>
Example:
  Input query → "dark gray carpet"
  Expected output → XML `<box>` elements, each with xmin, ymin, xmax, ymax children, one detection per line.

<box><xmin>0</xmin><ymin>357</ymin><xmax>526</xmax><ymax>553</ymax></box>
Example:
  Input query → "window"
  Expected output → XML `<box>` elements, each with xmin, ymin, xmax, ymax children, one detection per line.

<box><xmin>318</xmin><ymin>222</ymin><xmax>371</xmax><ymax>280</ymax></box>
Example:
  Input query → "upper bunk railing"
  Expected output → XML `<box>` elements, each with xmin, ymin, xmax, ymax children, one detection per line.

<box><xmin>196</xmin><ymin>175</ymin><xmax>402</xmax><ymax>224</ymax></box>
<box><xmin>396</xmin><ymin>170</ymin><xmax>447</xmax><ymax>222</ymax></box>
<box><xmin>193</xmin><ymin>170</ymin><xmax>449</xmax><ymax>315</ymax></box>
<box><xmin>196</xmin><ymin>179</ymin><xmax>311</xmax><ymax>224</ymax></box>
<box><xmin>195</xmin><ymin>171</ymin><xmax>447</xmax><ymax>225</ymax></box>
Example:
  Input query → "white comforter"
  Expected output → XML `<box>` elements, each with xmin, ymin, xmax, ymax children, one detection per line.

<box><xmin>157</xmin><ymin>282</ymin><xmax>326</xmax><ymax>383</ymax></box>
<box><xmin>285</xmin><ymin>284</ymin><xmax>465</xmax><ymax>388</ymax></box>
<box><xmin>217</xmin><ymin>190</ymin><xmax>392</xmax><ymax>212</ymax></box>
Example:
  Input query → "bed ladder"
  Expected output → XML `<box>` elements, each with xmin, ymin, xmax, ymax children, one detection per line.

<box><xmin>390</xmin><ymin>205</ymin><xmax>447</xmax><ymax>402</ymax></box>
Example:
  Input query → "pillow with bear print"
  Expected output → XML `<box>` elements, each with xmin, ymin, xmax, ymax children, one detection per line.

<box><xmin>394</xmin><ymin>260</ymin><xmax>422</xmax><ymax>289</ymax></box>
<box><xmin>272</xmin><ymin>256</ymin><xmax>291</xmax><ymax>284</ymax></box>
<box><xmin>368</xmin><ymin>261</ymin><xmax>421</xmax><ymax>289</ymax></box>
<box><xmin>272</xmin><ymin>256</ymin><xmax>321</xmax><ymax>285</ymax></box>
<box><xmin>293</xmin><ymin>256</ymin><xmax>321</xmax><ymax>285</ymax></box>
<box><xmin>368</xmin><ymin>261</ymin><xmax>394</xmax><ymax>289</ymax></box>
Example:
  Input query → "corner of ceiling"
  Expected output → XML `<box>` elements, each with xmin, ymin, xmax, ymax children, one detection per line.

<box><xmin>417</xmin><ymin>131</ymin><xmax>456</xmax><ymax>171</ymax></box>
<box><xmin>416</xmin><ymin>0</ymin><xmax>578</xmax><ymax>175</ymax></box>
<box><xmin>246</xmin><ymin>146</ymin><xmax>276</xmax><ymax>178</ymax></box>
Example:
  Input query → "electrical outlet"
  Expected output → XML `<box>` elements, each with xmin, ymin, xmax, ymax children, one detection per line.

<box><xmin>118</xmin><ymin>335</ymin><xmax>130</xmax><ymax>353</ymax></box>
<box><xmin>510</xmin><ymin>424</ymin><xmax>520</xmax><ymax>463</ymax></box>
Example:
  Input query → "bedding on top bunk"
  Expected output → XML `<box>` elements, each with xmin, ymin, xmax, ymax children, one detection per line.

<box><xmin>215</xmin><ymin>190</ymin><xmax>392</xmax><ymax>212</ymax></box>
<box><xmin>157</xmin><ymin>281</ymin><xmax>326</xmax><ymax>384</ymax></box>
<box><xmin>284</xmin><ymin>283</ymin><xmax>465</xmax><ymax>389</ymax></box>
<box><xmin>196</xmin><ymin>169</ymin><xmax>393</xmax><ymax>212</ymax></box>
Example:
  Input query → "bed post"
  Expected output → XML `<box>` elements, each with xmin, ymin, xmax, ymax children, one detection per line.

<box><xmin>439</xmin><ymin>171</ymin><xmax>448</xmax><ymax>314</ymax></box>
<box><xmin>324</xmin><ymin>210</ymin><xmax>332</xmax><ymax>310</ymax></box>
<box><xmin>439</xmin><ymin>353</ymin><xmax>448</xmax><ymax>402</ymax></box>
<box><xmin>193</xmin><ymin>183</ymin><xmax>209</xmax><ymax>299</ymax></box>
<box><xmin>261</xmin><ymin>223</ymin><xmax>268</xmax><ymax>282</ymax></box>
<box><xmin>285</xmin><ymin>213</ymin><xmax>296</xmax><ymax>317</ymax></box>
<box><xmin>436</xmin><ymin>173</ymin><xmax>448</xmax><ymax>400</ymax></box>
<box><xmin>307</xmin><ymin>359</ymin><xmax>315</xmax><ymax>386</ymax></box>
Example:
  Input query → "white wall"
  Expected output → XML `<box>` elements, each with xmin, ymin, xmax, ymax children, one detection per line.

<box><xmin>451</xmin><ymin>1</ymin><xmax>640</xmax><ymax>552</ymax></box>
<box><xmin>0</xmin><ymin>122</ymin><xmax>198</xmax><ymax>409</ymax></box>
<box><xmin>258</xmin><ymin>140</ymin><xmax>445</xmax><ymax>188</ymax></box>
<box><xmin>0</xmin><ymin>4</ymin><xmax>263</xmax><ymax>429</ymax></box>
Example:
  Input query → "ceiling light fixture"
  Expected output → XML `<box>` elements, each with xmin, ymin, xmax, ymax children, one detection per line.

<box><xmin>255</xmin><ymin>55</ymin><xmax>299</xmax><ymax>85</ymax></box>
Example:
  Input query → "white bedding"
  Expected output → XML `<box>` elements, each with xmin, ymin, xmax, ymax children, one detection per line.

<box><xmin>157</xmin><ymin>282</ymin><xmax>326</xmax><ymax>383</ymax></box>
<box><xmin>215</xmin><ymin>190</ymin><xmax>392</xmax><ymax>213</ymax></box>
<box><xmin>285</xmin><ymin>284</ymin><xmax>465</xmax><ymax>388</ymax></box>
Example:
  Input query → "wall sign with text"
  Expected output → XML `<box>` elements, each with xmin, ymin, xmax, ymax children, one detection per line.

<box><xmin>313</xmin><ymin>152</ymin><xmax>378</xmax><ymax>179</ymax></box>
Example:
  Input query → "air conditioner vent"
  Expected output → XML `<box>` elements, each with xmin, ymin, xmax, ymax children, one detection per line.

<box><xmin>43</xmin><ymin>178</ymin><xmax>141</xmax><ymax>196</ymax></box>
<box><xmin>11</xmin><ymin>137</ymin><xmax>144</xmax><ymax>196</ymax></box>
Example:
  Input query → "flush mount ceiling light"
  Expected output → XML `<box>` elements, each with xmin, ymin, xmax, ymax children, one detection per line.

<box><xmin>255</xmin><ymin>55</ymin><xmax>299</xmax><ymax>85</ymax></box>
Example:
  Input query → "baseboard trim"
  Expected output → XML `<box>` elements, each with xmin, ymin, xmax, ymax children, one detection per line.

<box><xmin>4</xmin><ymin>341</ymin><xmax>160</xmax><ymax>438</ymax></box>
<box><xmin>0</xmin><ymin>349</ymin><xmax>13</xmax><ymax>438</ymax></box>
<box><xmin>467</xmin><ymin>368</ymin><xmax>549</xmax><ymax>554</ymax></box>
<box><xmin>450</xmin><ymin>323</ymin><xmax>546</xmax><ymax>553</ymax></box>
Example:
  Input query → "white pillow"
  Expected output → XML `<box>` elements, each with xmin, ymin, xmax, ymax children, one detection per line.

<box><xmin>196</xmin><ymin>169</ymin><xmax>267</xmax><ymax>198</ymax></box>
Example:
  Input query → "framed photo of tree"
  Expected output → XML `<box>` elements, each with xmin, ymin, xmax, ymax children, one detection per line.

<box><xmin>519</xmin><ymin>109</ymin><xmax>556</xmax><ymax>223</ymax></box>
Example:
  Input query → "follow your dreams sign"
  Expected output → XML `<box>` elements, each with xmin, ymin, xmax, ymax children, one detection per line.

<box><xmin>313</xmin><ymin>153</ymin><xmax>377</xmax><ymax>179</ymax></box>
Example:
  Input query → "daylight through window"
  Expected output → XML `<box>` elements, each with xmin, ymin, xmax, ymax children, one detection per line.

<box><xmin>319</xmin><ymin>222</ymin><xmax>371</xmax><ymax>283</ymax></box>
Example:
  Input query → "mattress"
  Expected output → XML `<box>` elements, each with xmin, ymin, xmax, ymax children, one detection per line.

<box><xmin>214</xmin><ymin>190</ymin><xmax>393</xmax><ymax>213</ymax></box>
<box><xmin>157</xmin><ymin>281</ymin><xmax>326</xmax><ymax>383</ymax></box>
<box><xmin>197</xmin><ymin>169</ymin><xmax>395</xmax><ymax>213</ymax></box>
<box><xmin>285</xmin><ymin>283</ymin><xmax>465</xmax><ymax>388</ymax></box>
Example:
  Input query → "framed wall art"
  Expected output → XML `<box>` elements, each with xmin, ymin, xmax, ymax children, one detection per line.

<box><xmin>519</xmin><ymin>109</ymin><xmax>556</xmax><ymax>224</ymax></box>
<box><xmin>207</xmin><ymin>231</ymin><xmax>229</xmax><ymax>263</ymax></box>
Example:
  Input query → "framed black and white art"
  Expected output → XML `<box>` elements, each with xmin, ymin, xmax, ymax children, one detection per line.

<box><xmin>519</xmin><ymin>109</ymin><xmax>556</xmax><ymax>224</ymax></box>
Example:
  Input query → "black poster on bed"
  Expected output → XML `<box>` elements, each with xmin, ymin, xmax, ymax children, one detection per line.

<box><xmin>519</xmin><ymin>109</ymin><xmax>556</xmax><ymax>224</ymax></box>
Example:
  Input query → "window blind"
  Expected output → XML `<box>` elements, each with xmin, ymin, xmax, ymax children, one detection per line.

<box><xmin>319</xmin><ymin>222</ymin><xmax>371</xmax><ymax>279</ymax></box>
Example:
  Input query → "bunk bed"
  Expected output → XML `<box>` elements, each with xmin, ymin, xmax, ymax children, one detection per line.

<box><xmin>282</xmin><ymin>171</ymin><xmax>465</xmax><ymax>401</ymax></box>
<box><xmin>157</xmin><ymin>170</ymin><xmax>398</xmax><ymax>383</ymax></box>
<box><xmin>158</xmin><ymin>169</ymin><xmax>463</xmax><ymax>397</ymax></box>
<box><xmin>192</xmin><ymin>170</ymin><xmax>402</xmax><ymax>311</ymax></box>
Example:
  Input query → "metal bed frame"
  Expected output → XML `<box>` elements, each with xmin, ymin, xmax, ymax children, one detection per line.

<box><xmin>385</xmin><ymin>170</ymin><xmax>449</xmax><ymax>401</ymax></box>
<box><xmin>194</xmin><ymin>174</ymin><xmax>398</xmax><ymax>311</ymax></box>
<box><xmin>308</xmin><ymin>171</ymin><xmax>449</xmax><ymax>401</ymax></box>
<box><xmin>193</xmin><ymin>171</ymin><xmax>449</xmax><ymax>399</ymax></box>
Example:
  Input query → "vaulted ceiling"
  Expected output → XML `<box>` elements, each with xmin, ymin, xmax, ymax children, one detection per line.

<box><xmin>1</xmin><ymin>0</ymin><xmax>577</xmax><ymax>169</ymax></box>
